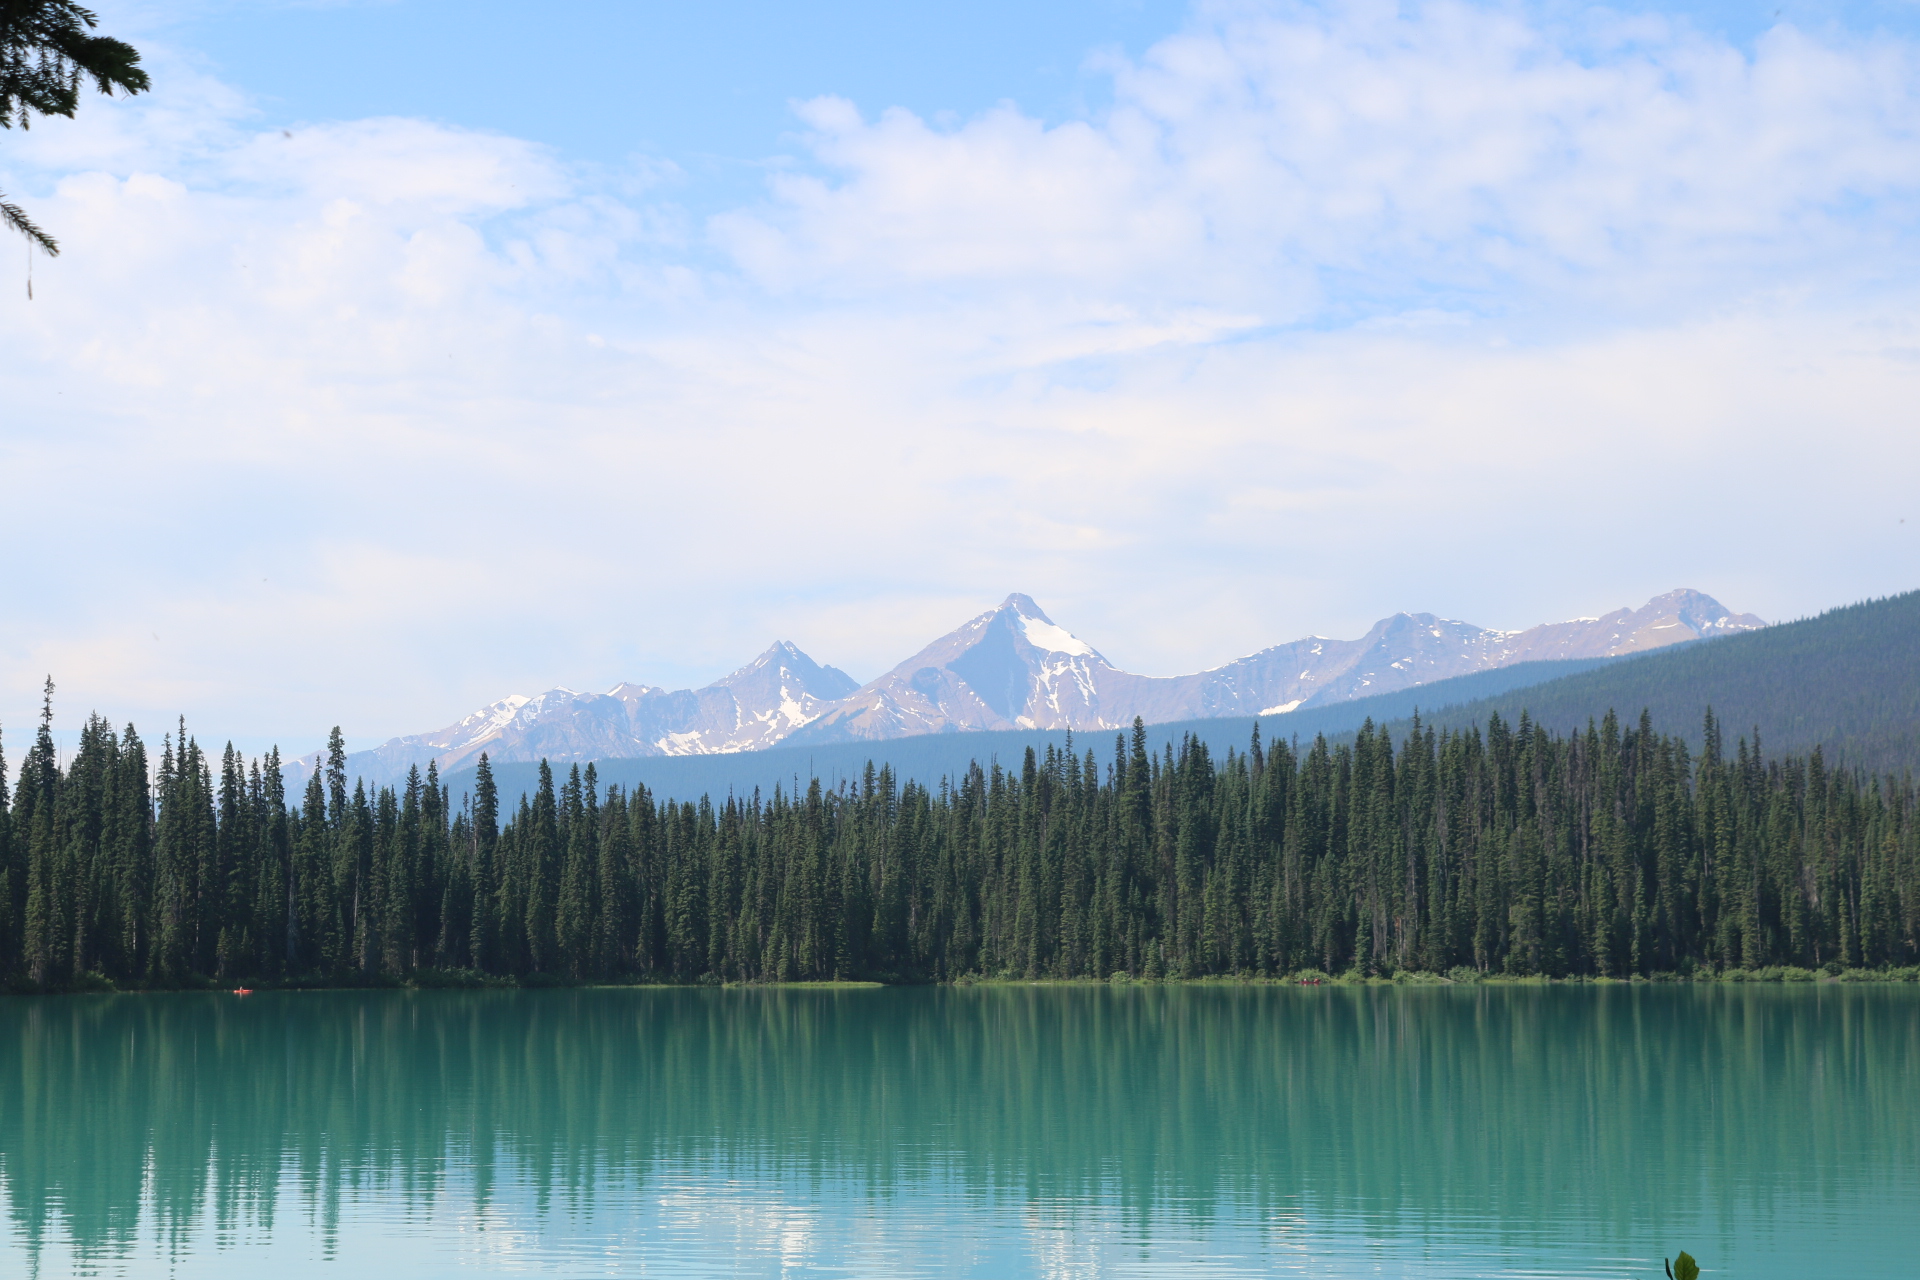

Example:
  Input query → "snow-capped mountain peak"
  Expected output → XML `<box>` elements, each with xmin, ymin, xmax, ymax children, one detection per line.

<box><xmin>289</xmin><ymin>641</ymin><xmax>858</xmax><ymax>786</ymax></box>
<box><xmin>605</xmin><ymin>681</ymin><xmax>660</xmax><ymax>700</ymax></box>
<box><xmin>449</xmin><ymin>694</ymin><xmax>532</xmax><ymax>745</ymax></box>
<box><xmin>783</xmin><ymin>593</ymin><xmax>1124</xmax><ymax>743</ymax></box>
<box><xmin>303</xmin><ymin>588</ymin><xmax>1765</xmax><ymax>787</ymax></box>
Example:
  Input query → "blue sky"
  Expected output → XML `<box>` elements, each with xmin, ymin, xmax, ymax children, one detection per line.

<box><xmin>161</xmin><ymin>2</ymin><xmax>1190</xmax><ymax>175</ymax></box>
<box><xmin>4</xmin><ymin>0</ymin><xmax>1919</xmax><ymax>757</ymax></box>
<box><xmin>148</xmin><ymin>2</ymin><xmax>1920</xmax><ymax>162</ymax></box>
<box><xmin>155</xmin><ymin>3</ymin><xmax>1920</xmax><ymax>134</ymax></box>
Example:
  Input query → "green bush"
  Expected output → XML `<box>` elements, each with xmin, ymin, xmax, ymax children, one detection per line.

<box><xmin>1665</xmin><ymin>1250</ymin><xmax>1699</xmax><ymax>1280</ymax></box>
<box><xmin>1745</xmin><ymin>965</ymin><xmax>1817</xmax><ymax>983</ymax></box>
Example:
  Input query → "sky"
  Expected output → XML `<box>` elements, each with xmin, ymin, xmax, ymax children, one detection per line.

<box><xmin>4</xmin><ymin>0</ymin><xmax>1919</xmax><ymax>759</ymax></box>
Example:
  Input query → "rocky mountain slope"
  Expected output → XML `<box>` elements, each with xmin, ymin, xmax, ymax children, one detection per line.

<box><xmin>308</xmin><ymin>589</ymin><xmax>1761</xmax><ymax>785</ymax></box>
<box><xmin>287</xmin><ymin>642</ymin><xmax>857</xmax><ymax>787</ymax></box>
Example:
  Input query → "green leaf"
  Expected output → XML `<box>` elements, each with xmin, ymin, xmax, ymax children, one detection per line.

<box><xmin>1672</xmin><ymin>1251</ymin><xmax>1700</xmax><ymax>1280</ymax></box>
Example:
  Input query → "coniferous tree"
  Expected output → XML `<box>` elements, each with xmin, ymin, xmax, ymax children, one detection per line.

<box><xmin>469</xmin><ymin>753</ymin><xmax>499</xmax><ymax>970</ymax></box>
<box><xmin>524</xmin><ymin>762</ymin><xmax>559</xmax><ymax>973</ymax></box>
<box><xmin>0</xmin><ymin>721</ymin><xmax>14</xmax><ymax>977</ymax></box>
<box><xmin>20</xmin><ymin>679</ymin><xmax>59</xmax><ymax>984</ymax></box>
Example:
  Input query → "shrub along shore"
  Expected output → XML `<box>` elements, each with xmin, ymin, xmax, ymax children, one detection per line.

<box><xmin>20</xmin><ymin>966</ymin><xmax>1920</xmax><ymax>995</ymax></box>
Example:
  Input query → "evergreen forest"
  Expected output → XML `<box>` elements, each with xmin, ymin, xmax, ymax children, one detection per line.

<box><xmin>4</xmin><ymin>684</ymin><xmax>1918</xmax><ymax>989</ymax></box>
<box><xmin>1388</xmin><ymin>589</ymin><xmax>1920</xmax><ymax>775</ymax></box>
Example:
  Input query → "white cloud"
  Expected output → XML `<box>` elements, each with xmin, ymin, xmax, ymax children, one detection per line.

<box><xmin>717</xmin><ymin>2</ymin><xmax>1920</xmax><ymax>318</ymax></box>
<box><xmin>3</xmin><ymin>1</ymin><xmax>1919</xmax><ymax>754</ymax></box>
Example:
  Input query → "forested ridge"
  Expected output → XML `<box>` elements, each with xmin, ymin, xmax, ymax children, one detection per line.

<box><xmin>1382</xmin><ymin>589</ymin><xmax>1920</xmax><ymax>775</ymax></box>
<box><xmin>3</xmin><ymin>682</ymin><xmax>1918</xmax><ymax>989</ymax></box>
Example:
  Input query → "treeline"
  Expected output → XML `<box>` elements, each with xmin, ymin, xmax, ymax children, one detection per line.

<box><xmin>2</xmin><ymin>684</ymin><xmax>1917</xmax><ymax>987</ymax></box>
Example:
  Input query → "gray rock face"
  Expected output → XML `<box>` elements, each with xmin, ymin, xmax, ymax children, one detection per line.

<box><xmin>1110</xmin><ymin>587</ymin><xmax>1767</xmax><ymax>721</ymax></box>
<box><xmin>287</xmin><ymin>642</ymin><xmax>858</xmax><ymax>788</ymax></box>
<box><xmin>300</xmin><ymin>589</ymin><xmax>1762</xmax><ymax>786</ymax></box>
<box><xmin>785</xmin><ymin>594</ymin><xmax>1120</xmax><ymax>742</ymax></box>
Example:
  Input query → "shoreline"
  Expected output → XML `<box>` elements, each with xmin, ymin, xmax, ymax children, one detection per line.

<box><xmin>9</xmin><ymin>966</ymin><xmax>1920</xmax><ymax>996</ymax></box>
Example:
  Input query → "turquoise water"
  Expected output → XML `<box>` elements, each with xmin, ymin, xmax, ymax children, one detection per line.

<box><xmin>1</xmin><ymin>985</ymin><xmax>1915</xmax><ymax>1277</ymax></box>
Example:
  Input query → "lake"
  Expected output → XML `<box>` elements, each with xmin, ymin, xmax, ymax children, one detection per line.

<box><xmin>1</xmin><ymin>984</ymin><xmax>1915</xmax><ymax>1277</ymax></box>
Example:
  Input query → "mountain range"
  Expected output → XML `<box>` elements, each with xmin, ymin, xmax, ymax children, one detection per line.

<box><xmin>295</xmin><ymin>588</ymin><xmax>1762</xmax><ymax>787</ymax></box>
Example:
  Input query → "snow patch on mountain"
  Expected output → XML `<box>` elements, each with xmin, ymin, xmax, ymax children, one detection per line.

<box><xmin>1020</xmin><ymin>615</ymin><xmax>1095</xmax><ymax>656</ymax></box>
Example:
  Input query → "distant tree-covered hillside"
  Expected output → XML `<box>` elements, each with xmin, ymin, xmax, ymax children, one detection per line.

<box><xmin>5</xmin><ymin>683</ymin><xmax>1916</xmax><ymax>987</ymax></box>
<box><xmin>1374</xmin><ymin>590</ymin><xmax>1920</xmax><ymax>774</ymax></box>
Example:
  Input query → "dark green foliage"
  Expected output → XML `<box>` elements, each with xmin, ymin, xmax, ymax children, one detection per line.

<box><xmin>1</xmin><ymin>1</ymin><xmax>149</xmax><ymax>253</ymax></box>
<box><xmin>5</xmin><ymin>696</ymin><xmax>1920</xmax><ymax>988</ymax></box>
<box><xmin>0</xmin><ymin>0</ymin><xmax>147</xmax><ymax>124</ymax></box>
<box><xmin>1665</xmin><ymin>1251</ymin><xmax>1699</xmax><ymax>1280</ymax></box>
<box><xmin>1386</xmin><ymin>589</ymin><xmax>1920</xmax><ymax>776</ymax></box>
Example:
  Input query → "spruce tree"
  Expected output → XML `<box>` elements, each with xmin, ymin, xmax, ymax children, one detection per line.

<box><xmin>0</xmin><ymin>721</ymin><xmax>14</xmax><ymax>976</ymax></box>
<box><xmin>524</xmin><ymin>762</ymin><xmax>559</xmax><ymax>974</ymax></box>
<box><xmin>20</xmin><ymin>679</ymin><xmax>57</xmax><ymax>984</ymax></box>
<box><xmin>469</xmin><ymin>753</ymin><xmax>499</xmax><ymax>970</ymax></box>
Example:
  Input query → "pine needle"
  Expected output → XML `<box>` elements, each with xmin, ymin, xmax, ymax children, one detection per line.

<box><xmin>1</xmin><ymin>194</ymin><xmax>57</xmax><ymax>256</ymax></box>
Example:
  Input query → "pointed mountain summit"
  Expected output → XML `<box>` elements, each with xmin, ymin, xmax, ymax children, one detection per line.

<box><xmin>650</xmin><ymin>640</ymin><xmax>861</xmax><ymax>754</ymax></box>
<box><xmin>787</xmin><ymin>594</ymin><xmax>1123</xmax><ymax>743</ymax></box>
<box><xmin>1490</xmin><ymin>588</ymin><xmax>1765</xmax><ymax>660</ymax></box>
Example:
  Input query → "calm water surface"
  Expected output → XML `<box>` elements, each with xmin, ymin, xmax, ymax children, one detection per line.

<box><xmin>1</xmin><ymin>984</ymin><xmax>1915</xmax><ymax>1278</ymax></box>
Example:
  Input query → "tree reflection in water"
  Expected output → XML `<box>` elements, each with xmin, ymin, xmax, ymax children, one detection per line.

<box><xmin>1</xmin><ymin>985</ymin><xmax>1916</xmax><ymax>1277</ymax></box>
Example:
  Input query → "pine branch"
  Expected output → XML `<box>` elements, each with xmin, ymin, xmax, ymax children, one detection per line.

<box><xmin>1</xmin><ymin>4</ymin><xmax>145</xmax><ymax>258</ymax></box>
<box><xmin>0</xmin><ymin>190</ymin><xmax>58</xmax><ymax>255</ymax></box>
<box><xmin>1</xmin><ymin>3</ymin><xmax>149</xmax><ymax>128</ymax></box>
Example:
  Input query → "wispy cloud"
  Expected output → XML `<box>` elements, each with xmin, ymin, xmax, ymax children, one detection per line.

<box><xmin>722</xmin><ymin>3</ymin><xmax>1920</xmax><ymax>314</ymax></box>
<box><xmin>3</xmin><ymin>1</ymin><xmax>1917</xmax><ymax>753</ymax></box>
